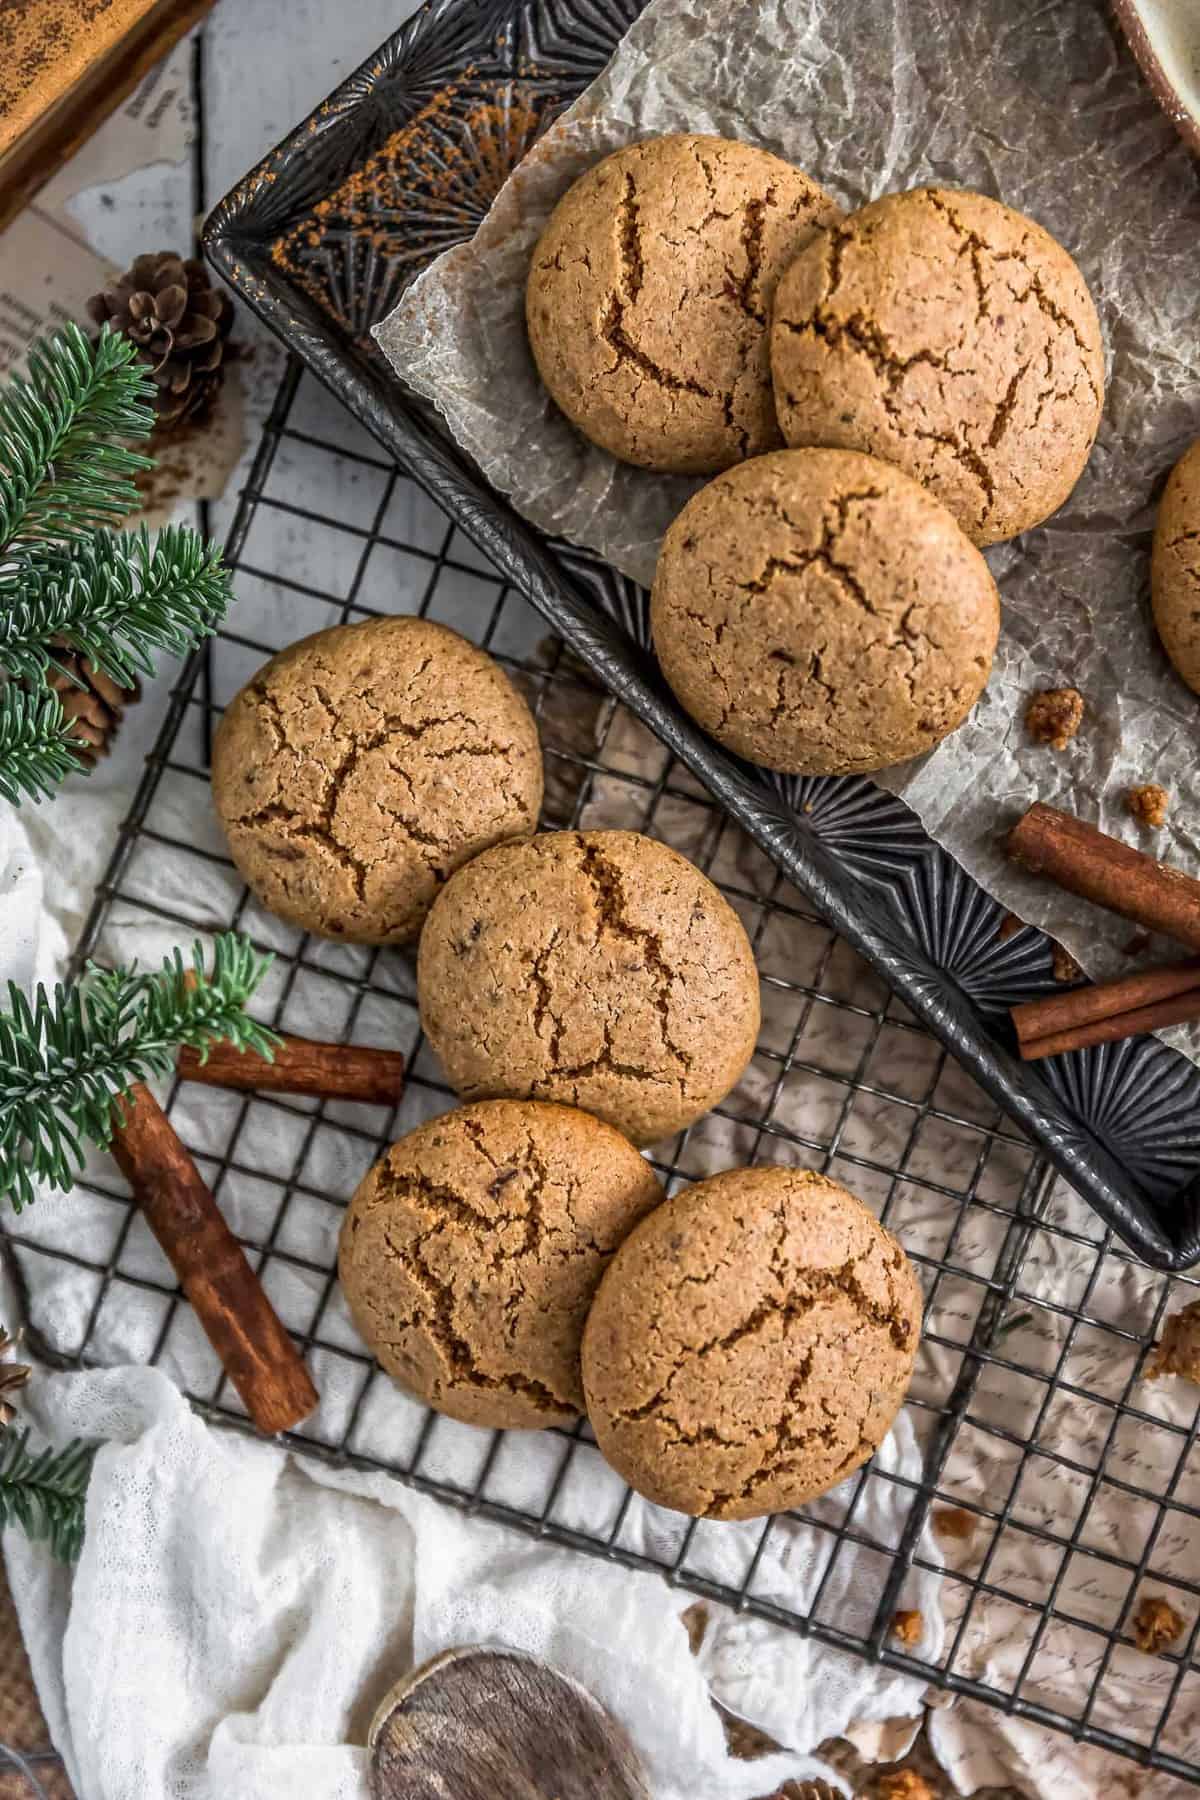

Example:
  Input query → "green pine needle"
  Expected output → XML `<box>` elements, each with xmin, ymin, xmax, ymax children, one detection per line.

<box><xmin>0</xmin><ymin>686</ymin><xmax>86</xmax><ymax>806</ymax></box>
<box><xmin>0</xmin><ymin>524</ymin><xmax>233</xmax><ymax>689</ymax></box>
<box><xmin>0</xmin><ymin>933</ymin><xmax>278</xmax><ymax>1212</ymax></box>
<box><xmin>0</xmin><ymin>321</ymin><xmax>237</xmax><ymax>805</ymax></box>
<box><xmin>0</xmin><ymin>324</ymin><xmax>155</xmax><ymax>549</ymax></box>
<box><xmin>0</xmin><ymin>1427</ymin><xmax>94</xmax><ymax>1561</ymax></box>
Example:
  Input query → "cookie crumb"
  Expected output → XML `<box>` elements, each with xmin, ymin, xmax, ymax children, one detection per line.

<box><xmin>1123</xmin><ymin>932</ymin><xmax>1152</xmax><ymax>959</ymax></box>
<box><xmin>1126</xmin><ymin>783</ymin><xmax>1169</xmax><ymax>829</ymax></box>
<box><xmin>934</xmin><ymin>1506</ymin><xmax>976</xmax><ymax>1541</ymax></box>
<box><xmin>1146</xmin><ymin>1300</ymin><xmax>1200</xmax><ymax>1383</ymax></box>
<box><xmin>1025</xmin><ymin>687</ymin><xmax>1084</xmax><ymax>750</ymax></box>
<box><xmin>996</xmin><ymin>911</ymin><xmax>1024</xmax><ymax>942</ymax></box>
<box><xmin>1133</xmin><ymin>1594</ymin><xmax>1185</xmax><ymax>1654</ymax></box>
<box><xmin>877</xmin><ymin>1774</ymin><xmax>935</xmax><ymax>1800</ymax></box>
<box><xmin>890</xmin><ymin>1609</ymin><xmax>923</xmax><ymax>1646</ymax></box>
<box><xmin>1051</xmin><ymin>942</ymin><xmax>1084</xmax><ymax>983</ymax></box>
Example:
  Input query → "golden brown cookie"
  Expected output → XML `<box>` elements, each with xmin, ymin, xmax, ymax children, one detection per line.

<box><xmin>651</xmin><ymin>448</ymin><xmax>999</xmax><ymax>774</ymax></box>
<box><xmin>581</xmin><ymin>1165</ymin><xmax>922</xmax><ymax>1520</ymax></box>
<box><xmin>1152</xmin><ymin>439</ymin><xmax>1200</xmax><ymax>694</ymax></box>
<box><xmin>417</xmin><ymin>830</ymin><xmax>760</xmax><ymax>1146</ymax></box>
<box><xmin>526</xmin><ymin>134</ymin><xmax>840</xmax><ymax>475</ymax></box>
<box><xmin>770</xmin><ymin>187</ymin><xmax>1105</xmax><ymax>545</ymax></box>
<box><xmin>212</xmin><ymin>616</ymin><xmax>543</xmax><ymax>944</ymax></box>
<box><xmin>339</xmin><ymin>1100</ymin><xmax>661</xmax><ymax>1429</ymax></box>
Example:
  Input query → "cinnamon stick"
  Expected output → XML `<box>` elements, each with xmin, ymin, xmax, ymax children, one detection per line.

<box><xmin>1012</xmin><ymin>958</ymin><xmax>1200</xmax><ymax>1048</ymax></box>
<box><xmin>178</xmin><ymin>1034</ymin><xmax>405</xmax><ymax>1106</ymax></box>
<box><xmin>1016</xmin><ymin>987</ymin><xmax>1200</xmax><ymax>1060</ymax></box>
<box><xmin>1008</xmin><ymin>804</ymin><xmax>1200</xmax><ymax>950</ymax></box>
<box><xmin>110</xmin><ymin>1085</ymin><xmax>318</xmax><ymax>1434</ymax></box>
<box><xmin>1012</xmin><ymin>958</ymin><xmax>1200</xmax><ymax>1059</ymax></box>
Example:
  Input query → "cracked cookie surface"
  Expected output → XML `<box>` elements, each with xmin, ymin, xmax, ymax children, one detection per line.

<box><xmin>1152</xmin><ymin>438</ymin><xmax>1200</xmax><ymax>696</ymax></box>
<box><xmin>417</xmin><ymin>830</ymin><xmax>760</xmax><ymax>1146</ymax></box>
<box><xmin>526</xmin><ymin>133</ymin><xmax>840</xmax><ymax>475</ymax></box>
<box><xmin>212</xmin><ymin>616</ymin><xmax>543</xmax><ymax>944</ymax></box>
<box><xmin>339</xmin><ymin>1099</ymin><xmax>661</xmax><ymax>1429</ymax></box>
<box><xmin>581</xmin><ymin>1165</ymin><xmax>923</xmax><ymax>1520</ymax></box>
<box><xmin>770</xmin><ymin>186</ymin><xmax>1105</xmax><ymax>545</ymax></box>
<box><xmin>651</xmin><ymin>448</ymin><xmax>999</xmax><ymax>774</ymax></box>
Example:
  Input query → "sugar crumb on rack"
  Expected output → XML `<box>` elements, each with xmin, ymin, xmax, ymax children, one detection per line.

<box><xmin>1132</xmin><ymin>1593</ymin><xmax>1185</xmax><ymax>1654</ymax></box>
<box><xmin>1145</xmin><ymin>1299</ymin><xmax>1200</xmax><ymax>1383</ymax></box>
<box><xmin>933</xmin><ymin>1505</ymin><xmax>976</xmax><ymax>1541</ymax></box>
<box><xmin>890</xmin><ymin>1609</ymin><xmax>923</xmax><ymax>1646</ymax></box>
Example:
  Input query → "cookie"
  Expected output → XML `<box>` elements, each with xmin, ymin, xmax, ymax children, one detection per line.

<box><xmin>581</xmin><ymin>1166</ymin><xmax>922</xmax><ymax>1520</ymax></box>
<box><xmin>526</xmin><ymin>134</ymin><xmax>840</xmax><ymax>475</ymax></box>
<box><xmin>212</xmin><ymin>616</ymin><xmax>543</xmax><ymax>944</ymax></box>
<box><xmin>417</xmin><ymin>830</ymin><xmax>760</xmax><ymax>1145</ymax></box>
<box><xmin>770</xmin><ymin>187</ymin><xmax>1105</xmax><ymax>545</ymax></box>
<box><xmin>1152</xmin><ymin>439</ymin><xmax>1200</xmax><ymax>695</ymax></box>
<box><xmin>338</xmin><ymin>1100</ymin><xmax>661</xmax><ymax>1429</ymax></box>
<box><xmin>651</xmin><ymin>448</ymin><xmax>999</xmax><ymax>774</ymax></box>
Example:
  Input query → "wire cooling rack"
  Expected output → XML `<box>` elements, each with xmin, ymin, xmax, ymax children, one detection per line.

<box><xmin>8</xmin><ymin>358</ymin><xmax>1200</xmax><ymax>1785</ymax></box>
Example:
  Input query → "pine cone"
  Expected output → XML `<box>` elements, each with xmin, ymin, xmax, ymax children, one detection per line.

<box><xmin>0</xmin><ymin>1325</ymin><xmax>31</xmax><ymax>1430</ymax></box>
<box><xmin>46</xmin><ymin>646</ymin><xmax>139</xmax><ymax>764</ymax></box>
<box><xmin>87</xmin><ymin>251</ymin><xmax>235</xmax><ymax>429</ymax></box>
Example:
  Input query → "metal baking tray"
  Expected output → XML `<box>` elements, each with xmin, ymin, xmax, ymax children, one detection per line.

<box><xmin>203</xmin><ymin>0</ymin><xmax>1200</xmax><ymax>1270</ymax></box>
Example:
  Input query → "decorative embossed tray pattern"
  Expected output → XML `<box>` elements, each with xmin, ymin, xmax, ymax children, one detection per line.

<box><xmin>201</xmin><ymin>0</ymin><xmax>1200</xmax><ymax>1271</ymax></box>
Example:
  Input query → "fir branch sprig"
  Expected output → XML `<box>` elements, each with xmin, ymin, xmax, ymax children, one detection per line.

<box><xmin>0</xmin><ymin>687</ymin><xmax>85</xmax><ymax>806</ymax></box>
<box><xmin>0</xmin><ymin>1426</ymin><xmax>93</xmax><ymax>1561</ymax></box>
<box><xmin>0</xmin><ymin>933</ymin><xmax>278</xmax><ymax>1212</ymax></box>
<box><xmin>0</xmin><ymin>320</ymin><xmax>236</xmax><ymax>804</ymax></box>
<box><xmin>0</xmin><ymin>324</ymin><xmax>154</xmax><ymax>549</ymax></box>
<box><xmin>0</xmin><ymin>524</ymin><xmax>232</xmax><ymax>689</ymax></box>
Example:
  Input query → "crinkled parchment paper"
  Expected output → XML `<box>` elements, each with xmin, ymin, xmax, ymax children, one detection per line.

<box><xmin>376</xmin><ymin>0</ymin><xmax>1200</xmax><ymax>1043</ymax></box>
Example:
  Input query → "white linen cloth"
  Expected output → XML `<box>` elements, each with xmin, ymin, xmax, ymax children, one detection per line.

<box><xmin>4</xmin><ymin>1348</ymin><xmax>941</xmax><ymax>1798</ymax></box>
